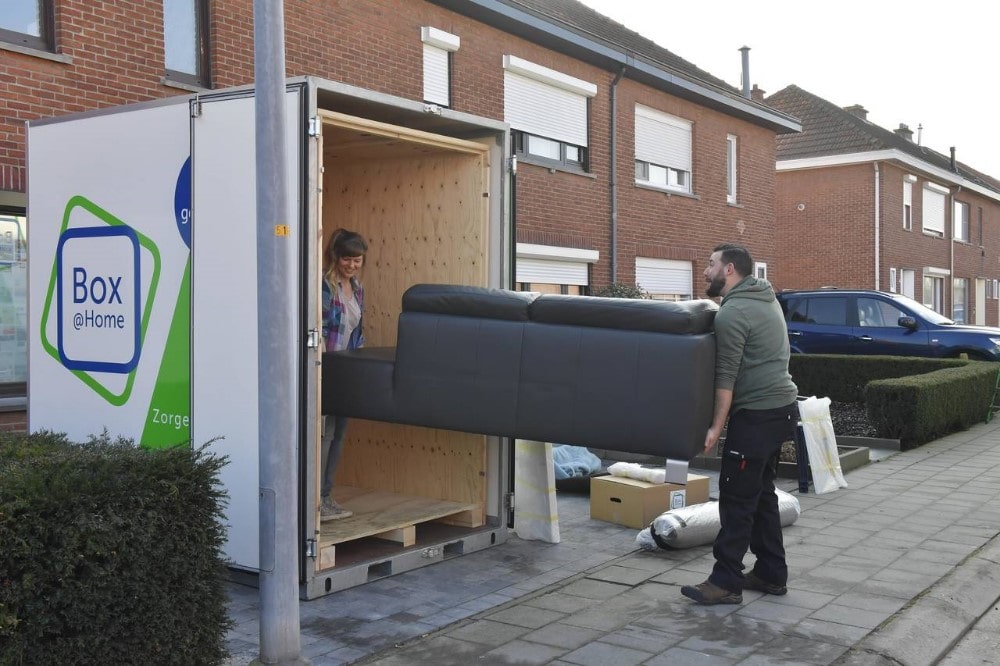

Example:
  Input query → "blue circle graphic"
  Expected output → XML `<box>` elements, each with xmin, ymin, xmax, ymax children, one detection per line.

<box><xmin>174</xmin><ymin>156</ymin><xmax>192</xmax><ymax>249</ymax></box>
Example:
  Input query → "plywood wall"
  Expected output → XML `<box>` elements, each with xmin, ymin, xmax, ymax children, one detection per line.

<box><xmin>322</xmin><ymin>147</ymin><xmax>490</xmax><ymax>503</ymax></box>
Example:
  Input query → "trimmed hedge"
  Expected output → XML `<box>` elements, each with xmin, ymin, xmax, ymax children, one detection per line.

<box><xmin>789</xmin><ymin>354</ymin><xmax>1000</xmax><ymax>449</ymax></box>
<box><xmin>866</xmin><ymin>361</ymin><xmax>999</xmax><ymax>449</ymax></box>
<box><xmin>0</xmin><ymin>431</ymin><xmax>231</xmax><ymax>666</ymax></box>
<box><xmin>789</xmin><ymin>354</ymin><xmax>967</xmax><ymax>402</ymax></box>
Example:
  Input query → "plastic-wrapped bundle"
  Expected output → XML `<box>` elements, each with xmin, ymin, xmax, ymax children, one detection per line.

<box><xmin>636</xmin><ymin>489</ymin><xmax>801</xmax><ymax>550</ymax></box>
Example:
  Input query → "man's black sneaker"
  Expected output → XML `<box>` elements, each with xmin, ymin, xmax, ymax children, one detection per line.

<box><xmin>744</xmin><ymin>571</ymin><xmax>787</xmax><ymax>595</ymax></box>
<box><xmin>680</xmin><ymin>580</ymin><xmax>742</xmax><ymax>605</ymax></box>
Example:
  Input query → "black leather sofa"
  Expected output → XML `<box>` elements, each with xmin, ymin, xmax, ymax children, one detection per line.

<box><xmin>323</xmin><ymin>284</ymin><xmax>718</xmax><ymax>461</ymax></box>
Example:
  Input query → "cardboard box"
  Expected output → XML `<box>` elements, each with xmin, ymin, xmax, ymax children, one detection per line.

<box><xmin>590</xmin><ymin>473</ymin><xmax>711</xmax><ymax>529</ymax></box>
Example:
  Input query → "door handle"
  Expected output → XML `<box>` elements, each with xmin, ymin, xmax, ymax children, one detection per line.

<box><xmin>788</xmin><ymin>331</ymin><xmax>802</xmax><ymax>337</ymax></box>
<box><xmin>857</xmin><ymin>335</ymin><xmax>873</xmax><ymax>341</ymax></box>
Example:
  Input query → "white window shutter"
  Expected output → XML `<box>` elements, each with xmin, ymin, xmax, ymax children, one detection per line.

<box><xmin>423</xmin><ymin>44</ymin><xmax>450</xmax><ymax>106</ymax></box>
<box><xmin>635</xmin><ymin>105</ymin><xmax>692</xmax><ymax>172</ymax></box>
<box><xmin>635</xmin><ymin>258</ymin><xmax>693</xmax><ymax>297</ymax></box>
<box><xmin>516</xmin><ymin>258</ymin><xmax>589</xmax><ymax>286</ymax></box>
<box><xmin>504</xmin><ymin>71</ymin><xmax>589</xmax><ymax>147</ymax></box>
<box><xmin>923</xmin><ymin>187</ymin><xmax>946</xmax><ymax>234</ymax></box>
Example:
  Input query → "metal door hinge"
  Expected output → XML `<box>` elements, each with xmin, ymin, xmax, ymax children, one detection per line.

<box><xmin>308</xmin><ymin>116</ymin><xmax>320</xmax><ymax>137</ymax></box>
<box><xmin>190</xmin><ymin>100</ymin><xmax>202</xmax><ymax>118</ymax></box>
<box><xmin>305</xmin><ymin>538</ymin><xmax>317</xmax><ymax>558</ymax></box>
<box><xmin>306</xmin><ymin>328</ymin><xmax>321</xmax><ymax>349</ymax></box>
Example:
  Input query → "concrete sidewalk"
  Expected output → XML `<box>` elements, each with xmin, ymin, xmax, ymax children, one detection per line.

<box><xmin>226</xmin><ymin>417</ymin><xmax>1000</xmax><ymax>665</ymax></box>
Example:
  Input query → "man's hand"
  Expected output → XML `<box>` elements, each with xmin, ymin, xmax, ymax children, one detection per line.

<box><xmin>703</xmin><ymin>425</ymin><xmax>722</xmax><ymax>454</ymax></box>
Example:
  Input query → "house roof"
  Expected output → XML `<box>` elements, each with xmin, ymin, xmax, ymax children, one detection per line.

<box><xmin>427</xmin><ymin>0</ymin><xmax>800</xmax><ymax>133</ymax></box>
<box><xmin>766</xmin><ymin>85</ymin><xmax>1000</xmax><ymax>196</ymax></box>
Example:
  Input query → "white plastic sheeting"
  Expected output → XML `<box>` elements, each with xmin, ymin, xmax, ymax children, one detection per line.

<box><xmin>513</xmin><ymin>440</ymin><xmax>561</xmax><ymax>543</ymax></box>
<box><xmin>636</xmin><ymin>489</ymin><xmax>801</xmax><ymax>550</ymax></box>
<box><xmin>798</xmin><ymin>396</ymin><xmax>848</xmax><ymax>495</ymax></box>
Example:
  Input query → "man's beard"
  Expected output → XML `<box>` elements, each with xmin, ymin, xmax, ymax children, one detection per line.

<box><xmin>706</xmin><ymin>275</ymin><xmax>725</xmax><ymax>298</ymax></box>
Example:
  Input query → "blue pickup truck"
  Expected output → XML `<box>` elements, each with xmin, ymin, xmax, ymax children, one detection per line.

<box><xmin>776</xmin><ymin>288</ymin><xmax>1000</xmax><ymax>361</ymax></box>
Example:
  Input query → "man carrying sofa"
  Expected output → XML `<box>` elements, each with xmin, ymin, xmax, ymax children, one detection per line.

<box><xmin>681</xmin><ymin>243</ymin><xmax>799</xmax><ymax>605</ymax></box>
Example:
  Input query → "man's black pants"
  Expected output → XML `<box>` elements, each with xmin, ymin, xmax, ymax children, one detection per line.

<box><xmin>709</xmin><ymin>401</ymin><xmax>798</xmax><ymax>592</ymax></box>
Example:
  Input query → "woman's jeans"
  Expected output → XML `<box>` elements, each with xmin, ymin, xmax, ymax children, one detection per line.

<box><xmin>320</xmin><ymin>414</ymin><xmax>349</xmax><ymax>500</ymax></box>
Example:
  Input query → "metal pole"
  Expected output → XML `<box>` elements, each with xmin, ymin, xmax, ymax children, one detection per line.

<box><xmin>253</xmin><ymin>1</ymin><xmax>306</xmax><ymax>664</ymax></box>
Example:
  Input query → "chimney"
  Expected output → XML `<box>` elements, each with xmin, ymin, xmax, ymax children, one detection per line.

<box><xmin>894</xmin><ymin>123</ymin><xmax>914</xmax><ymax>142</ymax></box>
<box><xmin>739</xmin><ymin>46</ymin><xmax>750</xmax><ymax>98</ymax></box>
<box><xmin>950</xmin><ymin>147</ymin><xmax>956</xmax><ymax>171</ymax></box>
<box><xmin>843</xmin><ymin>104</ymin><xmax>868</xmax><ymax>120</ymax></box>
<box><xmin>750</xmin><ymin>84</ymin><xmax>765</xmax><ymax>102</ymax></box>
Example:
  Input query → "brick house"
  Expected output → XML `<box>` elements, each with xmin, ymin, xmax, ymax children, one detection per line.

<box><xmin>0</xmin><ymin>0</ymin><xmax>799</xmax><ymax>425</ymax></box>
<box><xmin>765</xmin><ymin>84</ymin><xmax>1000</xmax><ymax>327</ymax></box>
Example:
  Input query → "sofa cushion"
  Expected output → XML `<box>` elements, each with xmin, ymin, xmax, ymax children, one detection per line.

<box><xmin>529</xmin><ymin>294</ymin><xmax>718</xmax><ymax>335</ymax></box>
<box><xmin>402</xmin><ymin>283</ymin><xmax>538</xmax><ymax>321</ymax></box>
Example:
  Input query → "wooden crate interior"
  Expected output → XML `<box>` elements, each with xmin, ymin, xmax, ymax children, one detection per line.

<box><xmin>318</xmin><ymin>112</ymin><xmax>491</xmax><ymax>524</ymax></box>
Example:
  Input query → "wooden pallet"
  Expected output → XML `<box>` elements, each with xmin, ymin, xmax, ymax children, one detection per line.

<box><xmin>317</xmin><ymin>485</ymin><xmax>483</xmax><ymax>570</ymax></box>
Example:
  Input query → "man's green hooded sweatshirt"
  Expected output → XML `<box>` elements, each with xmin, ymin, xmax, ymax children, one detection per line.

<box><xmin>714</xmin><ymin>276</ymin><xmax>798</xmax><ymax>413</ymax></box>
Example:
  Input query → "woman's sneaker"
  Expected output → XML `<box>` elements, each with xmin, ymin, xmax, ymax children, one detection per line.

<box><xmin>743</xmin><ymin>571</ymin><xmax>787</xmax><ymax>595</ymax></box>
<box><xmin>320</xmin><ymin>498</ymin><xmax>353</xmax><ymax>521</ymax></box>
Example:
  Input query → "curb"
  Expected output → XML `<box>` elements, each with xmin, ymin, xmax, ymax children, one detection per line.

<box><xmin>834</xmin><ymin>532</ymin><xmax>1000</xmax><ymax>665</ymax></box>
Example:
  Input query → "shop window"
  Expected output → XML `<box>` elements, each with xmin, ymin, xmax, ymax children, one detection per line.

<box><xmin>0</xmin><ymin>211</ymin><xmax>28</xmax><ymax>398</ymax></box>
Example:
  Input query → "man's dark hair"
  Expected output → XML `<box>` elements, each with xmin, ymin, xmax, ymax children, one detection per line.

<box><xmin>713</xmin><ymin>243</ymin><xmax>753</xmax><ymax>278</ymax></box>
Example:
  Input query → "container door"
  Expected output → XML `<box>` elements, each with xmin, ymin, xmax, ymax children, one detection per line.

<box><xmin>28</xmin><ymin>101</ymin><xmax>193</xmax><ymax>446</ymax></box>
<box><xmin>190</xmin><ymin>86</ymin><xmax>304</xmax><ymax>570</ymax></box>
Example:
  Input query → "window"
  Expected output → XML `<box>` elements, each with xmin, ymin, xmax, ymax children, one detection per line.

<box><xmin>903</xmin><ymin>178</ymin><xmax>913</xmax><ymax>230</ymax></box>
<box><xmin>421</xmin><ymin>27</ymin><xmax>459</xmax><ymax>107</ymax></box>
<box><xmin>994</xmin><ymin>279</ymin><xmax>999</xmax><ymax>300</ymax></box>
<box><xmin>634</xmin><ymin>104</ymin><xmax>692</xmax><ymax>194</ymax></box>
<box><xmin>857</xmin><ymin>297</ymin><xmax>905</xmax><ymax>328</ymax></box>
<box><xmin>807</xmin><ymin>297</ymin><xmax>849</xmax><ymax>326</ymax></box>
<box><xmin>889</xmin><ymin>267</ymin><xmax>897</xmax><ymax>293</ymax></box>
<box><xmin>0</xmin><ymin>212</ymin><xmax>27</xmax><ymax>396</ymax></box>
<box><xmin>901</xmin><ymin>269</ymin><xmax>916</xmax><ymax>299</ymax></box>
<box><xmin>726</xmin><ymin>135</ymin><xmax>737</xmax><ymax>204</ymax></box>
<box><xmin>953</xmin><ymin>278</ymin><xmax>968</xmax><ymax>323</ymax></box>
<box><xmin>0</xmin><ymin>0</ymin><xmax>52</xmax><ymax>51</ymax></box>
<box><xmin>503</xmin><ymin>55</ymin><xmax>595</xmax><ymax>172</ymax></box>
<box><xmin>515</xmin><ymin>243</ymin><xmax>597</xmax><ymax>291</ymax></box>
<box><xmin>922</xmin><ymin>183</ymin><xmax>947</xmax><ymax>236</ymax></box>
<box><xmin>163</xmin><ymin>0</ymin><xmax>209</xmax><ymax>87</ymax></box>
<box><xmin>979</xmin><ymin>207</ymin><xmax>984</xmax><ymax>245</ymax></box>
<box><xmin>635</xmin><ymin>257</ymin><xmax>692</xmax><ymax>300</ymax></box>
<box><xmin>923</xmin><ymin>274</ymin><xmax>945</xmax><ymax>313</ymax></box>
<box><xmin>953</xmin><ymin>200</ymin><xmax>969</xmax><ymax>242</ymax></box>
<box><xmin>754</xmin><ymin>262</ymin><xmax>767</xmax><ymax>280</ymax></box>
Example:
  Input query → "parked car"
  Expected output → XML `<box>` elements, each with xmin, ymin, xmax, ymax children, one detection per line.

<box><xmin>775</xmin><ymin>288</ymin><xmax>1000</xmax><ymax>361</ymax></box>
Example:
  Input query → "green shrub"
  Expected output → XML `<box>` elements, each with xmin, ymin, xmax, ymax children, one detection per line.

<box><xmin>790</xmin><ymin>355</ymin><xmax>966</xmax><ymax>403</ymax></box>
<box><xmin>865</xmin><ymin>362</ymin><xmax>998</xmax><ymax>449</ymax></box>
<box><xmin>592</xmin><ymin>282</ymin><xmax>647</xmax><ymax>299</ymax></box>
<box><xmin>0</xmin><ymin>431</ymin><xmax>231</xmax><ymax>666</ymax></box>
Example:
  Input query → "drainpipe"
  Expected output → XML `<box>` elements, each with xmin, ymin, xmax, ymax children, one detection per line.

<box><xmin>874</xmin><ymin>162</ymin><xmax>880</xmax><ymax>290</ymax></box>
<box><xmin>951</xmin><ymin>182</ymin><xmax>963</xmax><ymax>319</ymax></box>
<box><xmin>609</xmin><ymin>64</ymin><xmax>626</xmax><ymax>284</ymax></box>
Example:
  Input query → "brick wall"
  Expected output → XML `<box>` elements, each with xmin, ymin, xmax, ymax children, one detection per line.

<box><xmin>2</xmin><ymin>0</ymin><xmax>780</xmax><ymax>295</ymax></box>
<box><xmin>777</xmin><ymin>161</ymin><xmax>1000</xmax><ymax>325</ymax></box>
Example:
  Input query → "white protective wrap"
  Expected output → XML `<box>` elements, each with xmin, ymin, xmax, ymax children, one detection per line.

<box><xmin>636</xmin><ymin>489</ymin><xmax>801</xmax><ymax>550</ymax></box>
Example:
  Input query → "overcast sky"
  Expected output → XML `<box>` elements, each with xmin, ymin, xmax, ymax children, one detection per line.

<box><xmin>576</xmin><ymin>0</ymin><xmax>1000</xmax><ymax>179</ymax></box>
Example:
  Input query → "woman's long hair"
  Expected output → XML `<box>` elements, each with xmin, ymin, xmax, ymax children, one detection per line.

<box><xmin>323</xmin><ymin>229</ymin><xmax>368</xmax><ymax>283</ymax></box>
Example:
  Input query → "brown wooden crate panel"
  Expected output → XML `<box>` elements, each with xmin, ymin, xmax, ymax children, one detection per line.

<box><xmin>319</xmin><ymin>485</ymin><xmax>481</xmax><ymax>547</ymax></box>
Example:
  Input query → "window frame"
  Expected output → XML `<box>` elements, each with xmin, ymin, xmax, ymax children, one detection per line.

<box><xmin>0</xmin><ymin>205</ymin><xmax>28</xmax><ymax>400</ymax></box>
<box><xmin>952</xmin><ymin>277</ymin><xmax>968</xmax><ymax>323</ymax></box>
<box><xmin>921</xmin><ymin>183</ymin><xmax>947</xmax><ymax>237</ymax></box>
<box><xmin>634</xmin><ymin>104</ymin><xmax>693</xmax><ymax>195</ymax></box>
<box><xmin>512</xmin><ymin>130</ymin><xmax>588</xmax><ymax>172</ymax></box>
<box><xmin>0</xmin><ymin>0</ymin><xmax>54</xmax><ymax>51</ymax></box>
<box><xmin>726</xmin><ymin>134</ymin><xmax>737</xmax><ymax>204</ymax></box>
<box><xmin>420</xmin><ymin>26</ymin><xmax>460</xmax><ymax>108</ymax></box>
<box><xmin>923</xmin><ymin>274</ymin><xmax>945</xmax><ymax>314</ymax></box>
<box><xmin>953</xmin><ymin>200</ymin><xmax>969</xmax><ymax>242</ymax></box>
<box><xmin>903</xmin><ymin>178</ymin><xmax>913</xmax><ymax>230</ymax></box>
<box><xmin>163</xmin><ymin>0</ymin><xmax>211</xmax><ymax>88</ymax></box>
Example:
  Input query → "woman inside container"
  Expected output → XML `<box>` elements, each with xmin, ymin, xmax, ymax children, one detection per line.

<box><xmin>320</xmin><ymin>228</ymin><xmax>368</xmax><ymax>520</ymax></box>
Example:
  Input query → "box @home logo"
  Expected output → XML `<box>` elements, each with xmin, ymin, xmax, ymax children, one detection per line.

<box><xmin>39</xmin><ymin>196</ymin><xmax>161</xmax><ymax>405</ymax></box>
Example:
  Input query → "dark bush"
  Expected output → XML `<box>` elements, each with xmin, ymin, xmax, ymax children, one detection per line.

<box><xmin>790</xmin><ymin>355</ymin><xmax>966</xmax><ymax>403</ymax></box>
<box><xmin>865</xmin><ymin>361</ymin><xmax>999</xmax><ymax>449</ymax></box>
<box><xmin>0</xmin><ymin>431</ymin><xmax>231</xmax><ymax>666</ymax></box>
<box><xmin>592</xmin><ymin>283</ymin><xmax>647</xmax><ymax>299</ymax></box>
